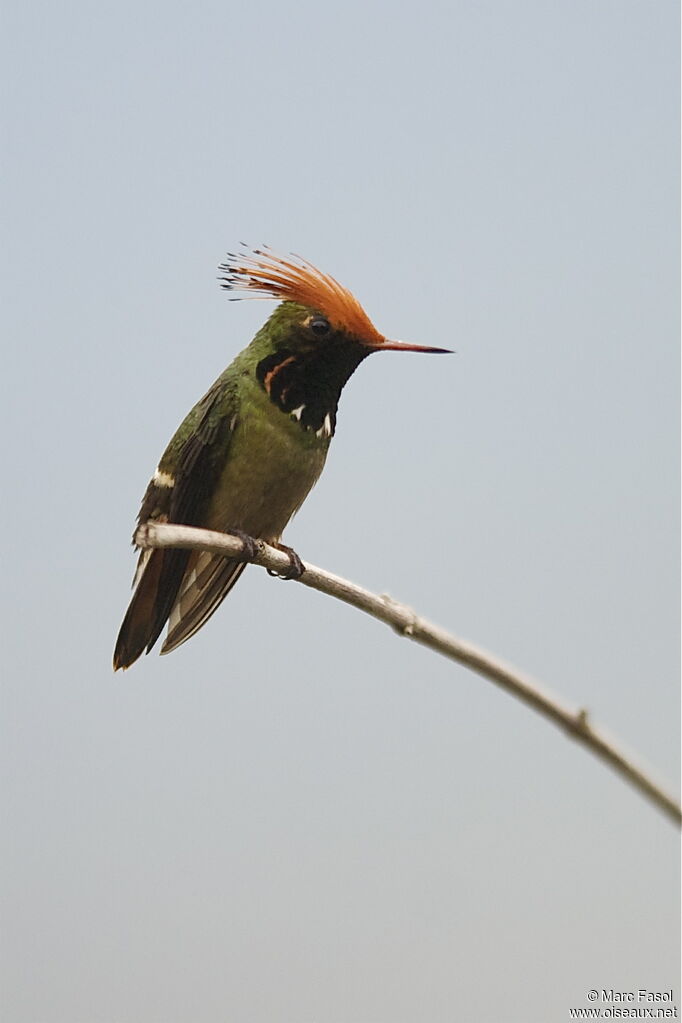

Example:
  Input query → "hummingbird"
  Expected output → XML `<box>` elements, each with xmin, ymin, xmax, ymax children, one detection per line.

<box><xmin>113</xmin><ymin>247</ymin><xmax>450</xmax><ymax>670</ymax></box>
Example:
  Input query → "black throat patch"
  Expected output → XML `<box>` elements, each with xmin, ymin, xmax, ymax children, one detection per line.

<box><xmin>256</xmin><ymin>344</ymin><xmax>368</xmax><ymax>437</ymax></box>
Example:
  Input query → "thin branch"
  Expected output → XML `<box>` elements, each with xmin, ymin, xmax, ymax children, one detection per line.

<box><xmin>136</xmin><ymin>522</ymin><xmax>681</xmax><ymax>827</ymax></box>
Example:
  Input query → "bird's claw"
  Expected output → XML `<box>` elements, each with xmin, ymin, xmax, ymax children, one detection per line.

<box><xmin>228</xmin><ymin>529</ymin><xmax>259</xmax><ymax>561</ymax></box>
<box><xmin>267</xmin><ymin>542</ymin><xmax>305</xmax><ymax>580</ymax></box>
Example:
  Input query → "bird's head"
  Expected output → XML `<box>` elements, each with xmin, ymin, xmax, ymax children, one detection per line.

<box><xmin>218</xmin><ymin>246</ymin><xmax>452</xmax><ymax>358</ymax></box>
<box><xmin>218</xmin><ymin>246</ymin><xmax>451</xmax><ymax>438</ymax></box>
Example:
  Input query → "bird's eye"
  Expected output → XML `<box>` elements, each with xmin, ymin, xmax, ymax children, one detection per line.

<box><xmin>309</xmin><ymin>316</ymin><xmax>331</xmax><ymax>337</ymax></box>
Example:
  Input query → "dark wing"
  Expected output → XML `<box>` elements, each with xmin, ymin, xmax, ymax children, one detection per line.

<box><xmin>113</xmin><ymin>378</ymin><xmax>241</xmax><ymax>670</ymax></box>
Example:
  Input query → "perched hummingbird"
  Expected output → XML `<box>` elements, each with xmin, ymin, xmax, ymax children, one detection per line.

<box><xmin>113</xmin><ymin>247</ymin><xmax>450</xmax><ymax>670</ymax></box>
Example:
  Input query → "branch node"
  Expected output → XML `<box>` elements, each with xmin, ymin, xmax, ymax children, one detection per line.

<box><xmin>566</xmin><ymin>707</ymin><xmax>591</xmax><ymax>739</ymax></box>
<box><xmin>381</xmin><ymin>593</ymin><xmax>417</xmax><ymax>637</ymax></box>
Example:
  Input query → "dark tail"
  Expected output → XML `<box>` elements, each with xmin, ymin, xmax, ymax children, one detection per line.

<box><xmin>113</xmin><ymin>547</ymin><xmax>189</xmax><ymax>670</ymax></box>
<box><xmin>114</xmin><ymin>545</ymin><xmax>247</xmax><ymax>669</ymax></box>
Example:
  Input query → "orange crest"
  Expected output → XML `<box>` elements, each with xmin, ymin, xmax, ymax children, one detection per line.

<box><xmin>218</xmin><ymin>246</ymin><xmax>385</xmax><ymax>345</ymax></box>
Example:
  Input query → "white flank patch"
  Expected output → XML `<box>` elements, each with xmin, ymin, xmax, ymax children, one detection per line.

<box><xmin>290</xmin><ymin>405</ymin><xmax>305</xmax><ymax>421</ymax></box>
<box><xmin>316</xmin><ymin>413</ymin><xmax>332</xmax><ymax>439</ymax></box>
<box><xmin>153</xmin><ymin>467</ymin><xmax>175</xmax><ymax>488</ymax></box>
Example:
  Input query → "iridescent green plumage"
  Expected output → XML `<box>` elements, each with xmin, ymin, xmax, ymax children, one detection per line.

<box><xmin>113</xmin><ymin>249</ymin><xmax>449</xmax><ymax>669</ymax></box>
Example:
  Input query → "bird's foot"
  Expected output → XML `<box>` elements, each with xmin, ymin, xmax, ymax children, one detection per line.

<box><xmin>227</xmin><ymin>528</ymin><xmax>259</xmax><ymax>562</ymax></box>
<box><xmin>267</xmin><ymin>542</ymin><xmax>305</xmax><ymax>580</ymax></box>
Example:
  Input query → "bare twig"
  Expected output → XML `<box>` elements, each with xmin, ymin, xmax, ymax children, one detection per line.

<box><xmin>136</xmin><ymin>522</ymin><xmax>681</xmax><ymax>827</ymax></box>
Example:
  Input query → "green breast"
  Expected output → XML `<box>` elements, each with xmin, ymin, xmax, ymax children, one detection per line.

<box><xmin>204</xmin><ymin>374</ymin><xmax>329</xmax><ymax>541</ymax></box>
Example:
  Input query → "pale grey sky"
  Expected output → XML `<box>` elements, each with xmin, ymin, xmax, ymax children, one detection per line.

<box><xmin>2</xmin><ymin>1</ymin><xmax>679</xmax><ymax>1021</ymax></box>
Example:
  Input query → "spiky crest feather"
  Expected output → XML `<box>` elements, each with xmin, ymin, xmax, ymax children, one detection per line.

<box><xmin>218</xmin><ymin>246</ymin><xmax>385</xmax><ymax>346</ymax></box>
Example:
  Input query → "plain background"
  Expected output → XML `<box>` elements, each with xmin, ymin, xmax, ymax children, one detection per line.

<box><xmin>2</xmin><ymin>2</ymin><xmax>679</xmax><ymax>1021</ymax></box>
